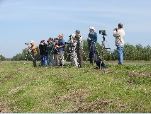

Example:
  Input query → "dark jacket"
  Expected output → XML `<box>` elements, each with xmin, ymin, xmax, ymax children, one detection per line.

<box><xmin>47</xmin><ymin>42</ymin><xmax>54</xmax><ymax>55</ymax></box>
<box><xmin>88</xmin><ymin>32</ymin><xmax>97</xmax><ymax>43</ymax></box>
<box><xmin>53</xmin><ymin>43</ymin><xmax>59</xmax><ymax>54</ymax></box>
<box><xmin>39</xmin><ymin>43</ymin><xmax>48</xmax><ymax>56</ymax></box>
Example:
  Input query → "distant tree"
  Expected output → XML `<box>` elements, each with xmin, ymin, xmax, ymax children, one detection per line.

<box><xmin>124</xmin><ymin>44</ymin><xmax>136</xmax><ymax>60</ymax></box>
<box><xmin>12</xmin><ymin>43</ymin><xmax>151</xmax><ymax>61</ymax></box>
<box><xmin>12</xmin><ymin>49</ymin><xmax>33</xmax><ymax>61</ymax></box>
<box><xmin>135</xmin><ymin>44</ymin><xmax>143</xmax><ymax>60</ymax></box>
<box><xmin>82</xmin><ymin>40</ymin><xmax>89</xmax><ymax>61</ymax></box>
<box><xmin>123</xmin><ymin>44</ymin><xmax>151</xmax><ymax>61</ymax></box>
<box><xmin>0</xmin><ymin>54</ymin><xmax>6</xmax><ymax>61</ymax></box>
<box><xmin>142</xmin><ymin>45</ymin><xmax>151</xmax><ymax>61</ymax></box>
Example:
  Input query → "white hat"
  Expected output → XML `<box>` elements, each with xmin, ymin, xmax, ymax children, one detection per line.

<box><xmin>30</xmin><ymin>40</ymin><xmax>34</xmax><ymax>44</ymax></box>
<box><xmin>89</xmin><ymin>26</ymin><xmax>95</xmax><ymax>30</ymax></box>
<box><xmin>71</xmin><ymin>34</ymin><xmax>75</xmax><ymax>38</ymax></box>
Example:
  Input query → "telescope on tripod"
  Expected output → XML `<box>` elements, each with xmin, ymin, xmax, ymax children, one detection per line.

<box><xmin>99</xmin><ymin>30</ymin><xmax>111</xmax><ymax>50</ymax></box>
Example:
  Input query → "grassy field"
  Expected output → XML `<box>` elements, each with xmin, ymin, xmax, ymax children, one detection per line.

<box><xmin>0</xmin><ymin>61</ymin><xmax>151</xmax><ymax>112</ymax></box>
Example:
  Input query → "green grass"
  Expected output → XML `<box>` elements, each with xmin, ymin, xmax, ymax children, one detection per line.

<box><xmin>0</xmin><ymin>61</ymin><xmax>151</xmax><ymax>112</ymax></box>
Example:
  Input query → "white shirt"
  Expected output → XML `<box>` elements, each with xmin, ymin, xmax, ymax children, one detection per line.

<box><xmin>113</xmin><ymin>28</ymin><xmax>125</xmax><ymax>47</ymax></box>
<box><xmin>71</xmin><ymin>33</ymin><xmax>83</xmax><ymax>48</ymax></box>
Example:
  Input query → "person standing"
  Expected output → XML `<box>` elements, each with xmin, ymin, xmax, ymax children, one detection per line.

<box><xmin>39</xmin><ymin>40</ymin><xmax>48</xmax><ymax>66</ymax></box>
<box><xmin>47</xmin><ymin>38</ymin><xmax>54</xmax><ymax>66</ymax></box>
<box><xmin>87</xmin><ymin>27</ymin><xmax>97</xmax><ymax>64</ymax></box>
<box><xmin>68</xmin><ymin>34</ymin><xmax>79</xmax><ymax>67</ymax></box>
<box><xmin>113</xmin><ymin>23</ymin><xmax>125</xmax><ymax>65</ymax></box>
<box><xmin>53</xmin><ymin>38</ymin><xmax>60</xmax><ymax>66</ymax></box>
<box><xmin>75</xmin><ymin>30</ymin><xmax>83</xmax><ymax>68</ymax></box>
<box><xmin>58</xmin><ymin>34</ymin><xmax>65</xmax><ymax>66</ymax></box>
<box><xmin>29</xmin><ymin>40</ymin><xmax>39</xmax><ymax>67</ymax></box>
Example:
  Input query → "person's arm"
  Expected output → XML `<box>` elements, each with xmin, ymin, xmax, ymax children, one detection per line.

<box><xmin>113</xmin><ymin>30</ymin><xmax>120</xmax><ymax>38</ymax></box>
<box><xmin>39</xmin><ymin>45</ymin><xmax>41</xmax><ymax>50</ymax></box>
<box><xmin>59</xmin><ymin>39</ymin><xmax>65</xmax><ymax>48</ymax></box>
<box><xmin>80</xmin><ymin>36</ymin><xmax>83</xmax><ymax>49</ymax></box>
<box><xmin>50</xmin><ymin>43</ymin><xmax>54</xmax><ymax>53</ymax></box>
<box><xmin>94</xmin><ymin>32</ymin><xmax>97</xmax><ymax>43</ymax></box>
<box><xmin>32</xmin><ymin>46</ymin><xmax>36</xmax><ymax>50</ymax></box>
<box><xmin>87</xmin><ymin>33</ymin><xmax>91</xmax><ymax>41</ymax></box>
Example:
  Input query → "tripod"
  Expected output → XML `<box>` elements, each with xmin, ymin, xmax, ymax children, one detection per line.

<box><xmin>101</xmin><ymin>35</ymin><xmax>111</xmax><ymax>58</ymax></box>
<box><xmin>99</xmin><ymin>35</ymin><xmax>111</xmax><ymax>69</ymax></box>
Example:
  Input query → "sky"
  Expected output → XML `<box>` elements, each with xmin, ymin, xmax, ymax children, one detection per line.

<box><xmin>0</xmin><ymin>0</ymin><xmax>151</xmax><ymax>58</ymax></box>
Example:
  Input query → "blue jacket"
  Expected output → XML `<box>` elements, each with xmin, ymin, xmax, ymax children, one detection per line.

<box><xmin>88</xmin><ymin>32</ymin><xmax>97</xmax><ymax>43</ymax></box>
<box><xmin>58</xmin><ymin>39</ymin><xmax>65</xmax><ymax>52</ymax></box>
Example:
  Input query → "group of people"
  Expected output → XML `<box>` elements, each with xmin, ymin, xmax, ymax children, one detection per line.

<box><xmin>28</xmin><ymin>30</ymin><xmax>83</xmax><ymax>68</ymax></box>
<box><xmin>28</xmin><ymin>23</ymin><xmax>125</xmax><ymax>68</ymax></box>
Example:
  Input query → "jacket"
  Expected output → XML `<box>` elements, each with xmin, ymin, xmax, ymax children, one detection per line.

<box><xmin>88</xmin><ymin>32</ymin><xmax>97</xmax><ymax>43</ymax></box>
<box><xmin>113</xmin><ymin>28</ymin><xmax>125</xmax><ymax>47</ymax></box>
<box><xmin>39</xmin><ymin>43</ymin><xmax>48</xmax><ymax>56</ymax></box>
<box><xmin>58</xmin><ymin>39</ymin><xmax>65</xmax><ymax>52</ymax></box>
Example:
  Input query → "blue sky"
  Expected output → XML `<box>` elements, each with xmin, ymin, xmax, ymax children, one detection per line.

<box><xmin>0</xmin><ymin>0</ymin><xmax>151</xmax><ymax>58</ymax></box>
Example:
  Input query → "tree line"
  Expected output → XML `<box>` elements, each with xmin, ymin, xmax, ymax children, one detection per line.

<box><xmin>0</xmin><ymin>54</ymin><xmax>6</xmax><ymax>61</ymax></box>
<box><xmin>11</xmin><ymin>41</ymin><xmax>151</xmax><ymax>61</ymax></box>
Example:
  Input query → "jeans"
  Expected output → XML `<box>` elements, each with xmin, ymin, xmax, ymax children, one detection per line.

<box><xmin>48</xmin><ymin>54</ymin><xmax>54</xmax><ymax>66</ymax></box>
<box><xmin>89</xmin><ymin>42</ymin><xmax>96</xmax><ymax>64</ymax></box>
<box><xmin>117</xmin><ymin>46</ymin><xmax>124</xmax><ymax>64</ymax></box>
<box><xmin>41</xmin><ymin>55</ymin><xmax>48</xmax><ymax>66</ymax></box>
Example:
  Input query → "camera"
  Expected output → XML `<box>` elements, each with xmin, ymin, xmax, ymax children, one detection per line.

<box><xmin>99</xmin><ymin>30</ymin><xmax>107</xmax><ymax>36</ymax></box>
<box><xmin>69</xmin><ymin>35</ymin><xmax>72</xmax><ymax>38</ymax></box>
<box><xmin>25</xmin><ymin>43</ymin><xmax>30</xmax><ymax>45</ymax></box>
<box><xmin>65</xmin><ymin>42</ymin><xmax>71</xmax><ymax>45</ymax></box>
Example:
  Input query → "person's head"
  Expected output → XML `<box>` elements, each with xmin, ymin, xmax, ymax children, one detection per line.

<box><xmin>58</xmin><ymin>34</ymin><xmax>64</xmax><ymax>39</ymax></box>
<box><xmin>89</xmin><ymin>26</ymin><xmax>95</xmax><ymax>33</ymax></box>
<box><xmin>114</xmin><ymin>28</ymin><xmax>118</xmax><ymax>32</ymax></box>
<box><xmin>75</xmin><ymin>30</ymin><xmax>80</xmax><ymax>36</ymax></box>
<box><xmin>54</xmin><ymin>38</ymin><xmax>58</xmax><ymax>43</ymax></box>
<box><xmin>118</xmin><ymin>23</ymin><xmax>123</xmax><ymax>29</ymax></box>
<box><xmin>47</xmin><ymin>38</ymin><xmax>53</xmax><ymax>43</ymax></box>
<box><xmin>40</xmin><ymin>40</ymin><xmax>45</xmax><ymax>44</ymax></box>
<box><xmin>30</xmin><ymin>40</ymin><xmax>34</xmax><ymax>46</ymax></box>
